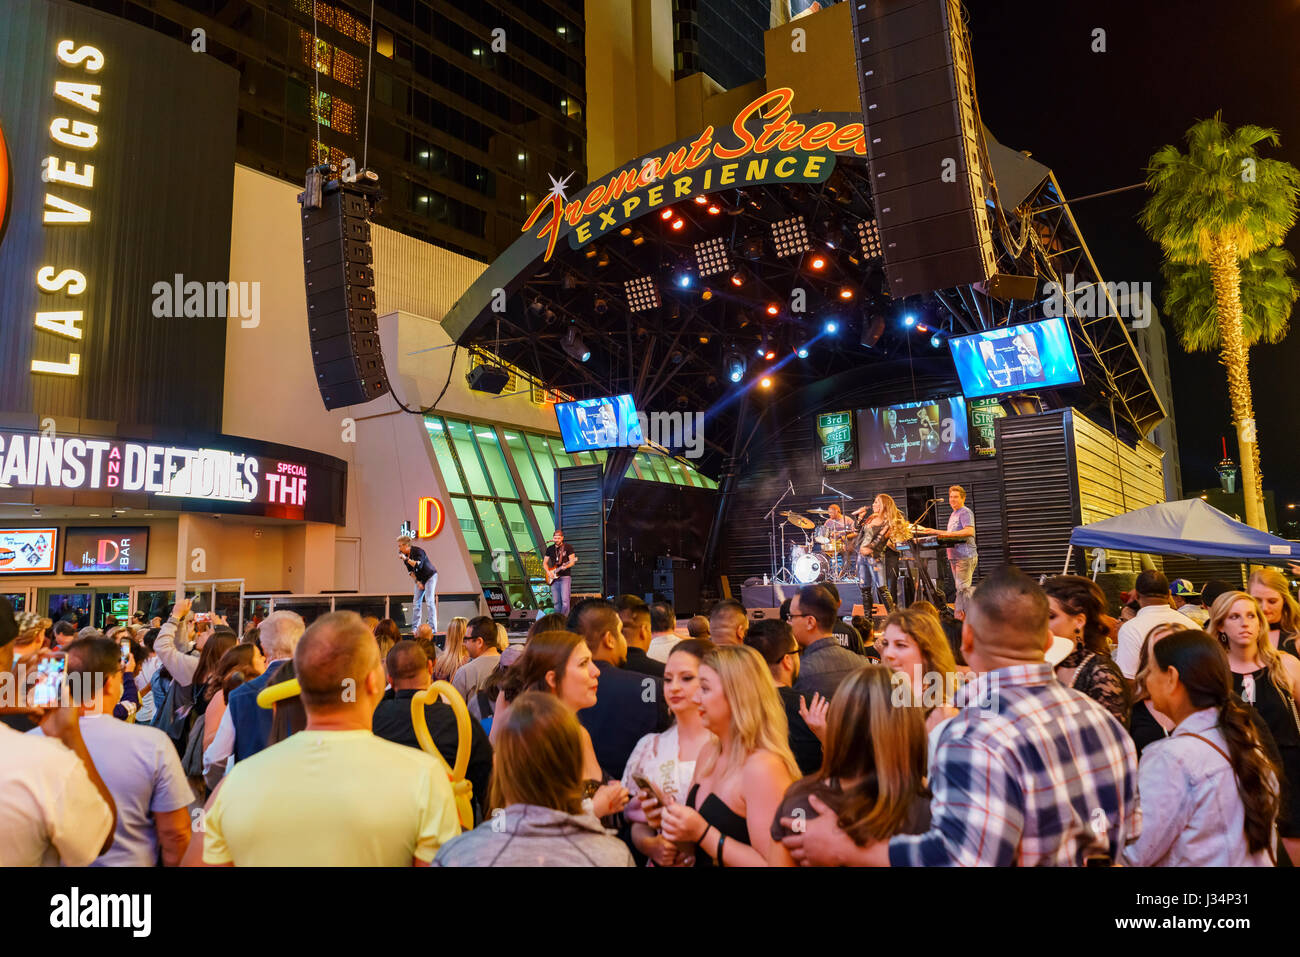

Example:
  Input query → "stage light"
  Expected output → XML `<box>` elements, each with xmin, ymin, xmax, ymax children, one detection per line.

<box><xmin>759</xmin><ymin>376</ymin><xmax>773</xmax><ymax>390</ymax></box>
<box><xmin>765</xmin><ymin>349</ymin><xmax>777</xmax><ymax>361</ymax></box>
<box><xmin>903</xmin><ymin>313</ymin><xmax>916</xmax><ymax>327</ymax></box>
<box><xmin>771</xmin><ymin>215</ymin><xmax>810</xmax><ymax>257</ymax></box>
<box><xmin>765</xmin><ymin>303</ymin><xmax>779</xmax><ymax>316</ymax></box>
<box><xmin>693</xmin><ymin>195</ymin><xmax>708</xmax><ymax>205</ymax></box>
<box><xmin>660</xmin><ymin>208</ymin><xmax>674</xmax><ymax>220</ymax></box>
<box><xmin>824</xmin><ymin>320</ymin><xmax>839</xmax><ymax>334</ymax></box>
<box><xmin>701</xmin><ymin>288</ymin><xmax>714</xmax><ymax>301</ymax></box>
<box><xmin>858</xmin><ymin>218</ymin><xmax>882</xmax><ymax>258</ymax></box>
<box><xmin>793</xmin><ymin>332</ymin><xmax>811</xmax><ymax>358</ymax></box>
<box><xmin>838</xmin><ymin>287</ymin><xmax>854</xmax><ymax>300</ymax></box>
<box><xmin>619</xmin><ymin>226</ymin><xmax>633</xmax><ymax>237</ymax></box>
<box><xmin>671</xmin><ymin>218</ymin><xmax>685</xmax><ymax>231</ymax></box>
<box><xmin>824</xmin><ymin>224</ymin><xmax>845</xmax><ymax>249</ymax></box>
<box><xmin>594</xmin><ymin>297</ymin><xmax>609</xmax><ymax>315</ymax></box>
<box><xmin>730</xmin><ymin>268</ymin><xmax>747</xmax><ymax>287</ymax></box>
<box><xmin>596</xmin><ymin>252</ymin><xmax>610</xmax><ymax>268</ymax></box>
<box><xmin>723</xmin><ymin>349</ymin><xmax>747</xmax><ymax>383</ymax></box>
<box><xmin>810</xmin><ymin>256</ymin><xmax>826</xmax><ymax>270</ymax></box>
<box><xmin>707</xmin><ymin>204</ymin><xmax>721</xmax><ymax>215</ymax></box>
<box><xmin>677</xmin><ymin>273</ymin><xmax>693</xmax><ymax>288</ymax></box>
<box><xmin>694</xmin><ymin>236</ymin><xmax>731</xmax><ymax>277</ymax></box>
<box><xmin>931</xmin><ymin>335</ymin><xmax>943</xmax><ymax>348</ymax></box>
<box><xmin>631</xmin><ymin>232</ymin><xmax>645</xmax><ymax>246</ymax></box>
<box><xmin>624</xmin><ymin>275</ymin><xmax>661</xmax><ymax>312</ymax></box>
<box><xmin>562</xmin><ymin>326</ymin><xmax>590</xmax><ymax>363</ymax></box>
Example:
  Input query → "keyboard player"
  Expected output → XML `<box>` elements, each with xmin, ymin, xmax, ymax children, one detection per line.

<box><xmin>914</xmin><ymin>484</ymin><xmax>977</xmax><ymax>592</ymax></box>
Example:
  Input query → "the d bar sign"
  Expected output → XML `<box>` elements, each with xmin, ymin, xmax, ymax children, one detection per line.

<box><xmin>417</xmin><ymin>497</ymin><xmax>445</xmax><ymax>539</ymax></box>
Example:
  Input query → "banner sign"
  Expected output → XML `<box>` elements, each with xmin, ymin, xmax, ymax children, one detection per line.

<box><xmin>0</xmin><ymin>528</ymin><xmax>58</xmax><ymax>574</ymax></box>
<box><xmin>522</xmin><ymin>88</ymin><xmax>867</xmax><ymax>263</ymax></box>
<box><xmin>969</xmin><ymin>397</ymin><xmax>1005</xmax><ymax>458</ymax></box>
<box><xmin>817</xmin><ymin>411</ymin><xmax>854</xmax><ymax>472</ymax></box>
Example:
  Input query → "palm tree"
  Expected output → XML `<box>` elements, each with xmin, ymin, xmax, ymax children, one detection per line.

<box><xmin>1162</xmin><ymin>246</ymin><xmax>1298</xmax><ymax>348</ymax></box>
<box><xmin>1141</xmin><ymin>114</ymin><xmax>1300</xmax><ymax>531</ymax></box>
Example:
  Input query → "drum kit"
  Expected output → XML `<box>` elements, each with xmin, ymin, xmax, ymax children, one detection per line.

<box><xmin>777</xmin><ymin>507</ymin><xmax>853</xmax><ymax>584</ymax></box>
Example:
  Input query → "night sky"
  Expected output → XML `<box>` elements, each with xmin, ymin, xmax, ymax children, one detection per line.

<box><xmin>964</xmin><ymin>0</ymin><xmax>1300</xmax><ymax>506</ymax></box>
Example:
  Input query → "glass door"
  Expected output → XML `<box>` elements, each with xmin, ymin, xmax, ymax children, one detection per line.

<box><xmin>38</xmin><ymin>588</ymin><xmax>95</xmax><ymax>629</ymax></box>
<box><xmin>0</xmin><ymin>587</ymin><xmax>32</xmax><ymax>614</ymax></box>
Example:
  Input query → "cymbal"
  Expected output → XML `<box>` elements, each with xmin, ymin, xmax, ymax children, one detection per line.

<box><xmin>806</xmin><ymin>508</ymin><xmax>833</xmax><ymax>515</ymax></box>
<box><xmin>780</xmin><ymin>510</ymin><xmax>815</xmax><ymax>529</ymax></box>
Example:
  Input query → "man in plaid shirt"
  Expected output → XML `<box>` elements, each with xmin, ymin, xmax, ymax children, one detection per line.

<box><xmin>782</xmin><ymin>566</ymin><xmax>1139</xmax><ymax>866</ymax></box>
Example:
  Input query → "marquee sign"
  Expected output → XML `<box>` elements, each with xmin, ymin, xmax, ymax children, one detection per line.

<box><xmin>0</xmin><ymin>429</ymin><xmax>347</xmax><ymax>524</ymax></box>
<box><xmin>521</xmin><ymin>88</ymin><xmax>867</xmax><ymax>263</ymax></box>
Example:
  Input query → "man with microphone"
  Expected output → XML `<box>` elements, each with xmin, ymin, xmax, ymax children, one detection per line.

<box><xmin>397</xmin><ymin>535</ymin><xmax>438</xmax><ymax>632</ymax></box>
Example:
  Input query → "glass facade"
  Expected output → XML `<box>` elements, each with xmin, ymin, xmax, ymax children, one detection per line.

<box><xmin>426</xmin><ymin>415</ymin><xmax>716</xmax><ymax>609</ymax></box>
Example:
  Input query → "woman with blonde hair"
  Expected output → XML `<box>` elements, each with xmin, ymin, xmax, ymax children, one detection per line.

<box><xmin>770</xmin><ymin>664</ymin><xmax>930</xmax><ymax>865</ymax></box>
<box><xmin>433</xmin><ymin>616</ymin><xmax>469</xmax><ymax>681</ymax></box>
<box><xmin>877</xmin><ymin>608</ymin><xmax>960</xmax><ymax>750</ymax></box>
<box><xmin>1208</xmin><ymin>590</ymin><xmax>1300</xmax><ymax>861</ymax></box>
<box><xmin>1248</xmin><ymin>567</ymin><xmax>1300</xmax><ymax>655</ymax></box>
<box><xmin>851</xmin><ymin>493</ymin><xmax>909</xmax><ymax>611</ymax></box>
<box><xmin>659</xmin><ymin>644</ymin><xmax>800</xmax><ymax>866</ymax></box>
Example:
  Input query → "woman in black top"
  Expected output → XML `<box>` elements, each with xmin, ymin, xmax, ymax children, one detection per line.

<box><xmin>660</xmin><ymin>645</ymin><xmax>800</xmax><ymax>866</ymax></box>
<box><xmin>1043</xmin><ymin>575</ymin><xmax>1130</xmax><ymax>727</ymax></box>
<box><xmin>1249</xmin><ymin>567</ymin><xmax>1300</xmax><ymax>655</ymax></box>
<box><xmin>851</xmin><ymin>494</ymin><xmax>907</xmax><ymax>612</ymax></box>
<box><xmin>770</xmin><ymin>664</ymin><xmax>930</xmax><ymax>865</ymax></box>
<box><xmin>1211</xmin><ymin>590</ymin><xmax>1300</xmax><ymax>864</ymax></box>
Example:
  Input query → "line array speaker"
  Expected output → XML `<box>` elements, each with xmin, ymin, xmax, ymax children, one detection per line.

<box><xmin>850</xmin><ymin>0</ymin><xmax>997</xmax><ymax>298</ymax></box>
<box><xmin>300</xmin><ymin>178</ymin><xmax>390</xmax><ymax>410</ymax></box>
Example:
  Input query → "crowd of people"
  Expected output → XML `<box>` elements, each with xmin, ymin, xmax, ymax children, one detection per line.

<box><xmin>2</xmin><ymin>562</ymin><xmax>1297</xmax><ymax>867</ymax></box>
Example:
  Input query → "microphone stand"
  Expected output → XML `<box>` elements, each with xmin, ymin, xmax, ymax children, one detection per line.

<box><xmin>821</xmin><ymin>480</ymin><xmax>851</xmax><ymax>580</ymax></box>
<box><xmin>765</xmin><ymin>480</ymin><xmax>795</xmax><ymax>584</ymax></box>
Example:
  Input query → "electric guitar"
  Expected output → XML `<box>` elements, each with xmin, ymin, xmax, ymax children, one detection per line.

<box><xmin>545</xmin><ymin>552</ymin><xmax>576</xmax><ymax>584</ymax></box>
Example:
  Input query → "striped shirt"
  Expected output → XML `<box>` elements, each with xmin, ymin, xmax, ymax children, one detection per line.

<box><xmin>889</xmin><ymin>663</ymin><xmax>1139</xmax><ymax>866</ymax></box>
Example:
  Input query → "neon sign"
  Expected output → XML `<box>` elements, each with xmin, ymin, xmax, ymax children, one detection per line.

<box><xmin>521</xmin><ymin>88</ymin><xmax>867</xmax><ymax>263</ymax></box>
<box><xmin>418</xmin><ymin>497</ymin><xmax>445</xmax><ymax>538</ymax></box>
<box><xmin>33</xmin><ymin>40</ymin><xmax>105</xmax><ymax>378</ymax></box>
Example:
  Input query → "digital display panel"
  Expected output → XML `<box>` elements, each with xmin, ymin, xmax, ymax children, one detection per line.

<box><xmin>63</xmin><ymin>526</ymin><xmax>149</xmax><ymax>574</ymax></box>
<box><xmin>0</xmin><ymin>528</ymin><xmax>58</xmax><ymax>574</ymax></box>
<box><xmin>859</xmin><ymin>396</ymin><xmax>970</xmax><ymax>469</ymax></box>
<box><xmin>555</xmin><ymin>394</ymin><xmax>644</xmax><ymax>452</ymax></box>
<box><xmin>948</xmin><ymin>318</ymin><xmax>1083</xmax><ymax>398</ymax></box>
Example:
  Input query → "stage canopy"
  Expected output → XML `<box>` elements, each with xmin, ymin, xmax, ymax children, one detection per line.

<box><xmin>1070</xmin><ymin>498</ymin><xmax>1297</xmax><ymax>563</ymax></box>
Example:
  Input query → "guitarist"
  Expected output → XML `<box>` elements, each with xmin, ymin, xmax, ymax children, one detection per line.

<box><xmin>850</xmin><ymin>494</ymin><xmax>906</xmax><ymax>612</ymax></box>
<box><xmin>544</xmin><ymin>529</ymin><xmax>578</xmax><ymax>615</ymax></box>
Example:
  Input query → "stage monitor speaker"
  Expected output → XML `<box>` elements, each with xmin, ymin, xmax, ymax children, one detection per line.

<box><xmin>301</xmin><ymin>179</ymin><xmax>391</xmax><ymax>410</ymax></box>
<box><xmin>984</xmin><ymin>273</ymin><xmax>1040</xmax><ymax>301</ymax></box>
<box><xmin>850</xmin><ymin>0</ymin><xmax>997</xmax><ymax>299</ymax></box>
<box><xmin>467</xmin><ymin>363</ymin><xmax>510</xmax><ymax>394</ymax></box>
<box><xmin>654</xmin><ymin>567</ymin><xmax>701</xmax><ymax>616</ymax></box>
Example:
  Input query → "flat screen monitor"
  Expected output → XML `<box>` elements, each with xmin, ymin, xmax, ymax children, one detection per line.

<box><xmin>0</xmin><ymin>528</ymin><xmax>58</xmax><ymax>574</ymax></box>
<box><xmin>555</xmin><ymin>394</ymin><xmax>644</xmax><ymax>453</ymax></box>
<box><xmin>63</xmin><ymin>527</ymin><xmax>150</xmax><ymax>575</ymax></box>
<box><xmin>859</xmin><ymin>396</ymin><xmax>970</xmax><ymax>470</ymax></box>
<box><xmin>947</xmin><ymin>317</ymin><xmax>1083</xmax><ymax>398</ymax></box>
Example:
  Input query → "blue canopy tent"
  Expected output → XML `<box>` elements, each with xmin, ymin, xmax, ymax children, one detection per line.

<box><xmin>1065</xmin><ymin>498</ymin><xmax>1298</xmax><ymax>572</ymax></box>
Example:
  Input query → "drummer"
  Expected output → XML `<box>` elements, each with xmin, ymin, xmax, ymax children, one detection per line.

<box><xmin>821</xmin><ymin>503</ymin><xmax>854</xmax><ymax>543</ymax></box>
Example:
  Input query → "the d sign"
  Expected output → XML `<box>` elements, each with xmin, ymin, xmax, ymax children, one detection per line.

<box><xmin>417</xmin><ymin>497</ymin><xmax>444</xmax><ymax>539</ymax></box>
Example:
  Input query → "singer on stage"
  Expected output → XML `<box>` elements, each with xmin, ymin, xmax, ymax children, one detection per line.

<box><xmin>851</xmin><ymin>494</ymin><xmax>906</xmax><ymax>611</ymax></box>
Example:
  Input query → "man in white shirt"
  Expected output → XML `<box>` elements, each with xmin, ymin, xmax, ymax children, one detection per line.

<box><xmin>646</xmin><ymin>602</ymin><xmax>682</xmax><ymax>663</ymax></box>
<box><xmin>1115</xmin><ymin>570</ymin><xmax>1197</xmax><ymax>678</ymax></box>
<box><xmin>33</xmin><ymin>635</ymin><xmax>194</xmax><ymax>866</ymax></box>
<box><xmin>0</xmin><ymin>600</ymin><xmax>117</xmax><ymax>866</ymax></box>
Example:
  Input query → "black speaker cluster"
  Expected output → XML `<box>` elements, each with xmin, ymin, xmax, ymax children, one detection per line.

<box><xmin>850</xmin><ymin>0</ymin><xmax>997</xmax><ymax>298</ymax></box>
<box><xmin>300</xmin><ymin>176</ymin><xmax>390</xmax><ymax>410</ymax></box>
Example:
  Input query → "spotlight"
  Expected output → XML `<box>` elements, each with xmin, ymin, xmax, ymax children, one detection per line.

<box><xmin>596</xmin><ymin>252</ymin><xmax>610</xmax><ymax>268</ymax></box>
<box><xmin>594</xmin><ymin>297</ymin><xmax>609</xmax><ymax>315</ymax></box>
<box><xmin>765</xmin><ymin>303</ymin><xmax>779</xmax><ymax>316</ymax></box>
<box><xmin>809</xmin><ymin>256</ymin><xmax>826</xmax><ymax>270</ymax></box>
<box><xmin>677</xmin><ymin>273</ymin><xmax>693</xmax><ymax>288</ymax></box>
<box><xmin>701</xmin><ymin>288</ymin><xmax>714</xmax><ymax>301</ymax></box>
<box><xmin>693</xmin><ymin>195</ymin><xmax>708</xmax><ymax>205</ymax></box>
<box><xmin>764</xmin><ymin>348</ymin><xmax>777</xmax><ymax>361</ymax></box>
<box><xmin>561</xmin><ymin>326</ymin><xmax>590</xmax><ymax>363</ymax></box>
<box><xmin>624</xmin><ymin>275</ymin><xmax>661</xmax><ymax>312</ymax></box>
<box><xmin>930</xmin><ymin>334</ymin><xmax>943</xmax><ymax>348</ymax></box>
<box><xmin>707</xmin><ymin>204</ymin><xmax>721</xmax><ymax>215</ymax></box>
<box><xmin>660</xmin><ymin>208</ymin><xmax>674</xmax><ymax>220</ymax></box>
<box><xmin>771</xmin><ymin>215</ymin><xmax>810</xmax><ymax>257</ymax></box>
<box><xmin>631</xmin><ymin>232</ymin><xmax>646</xmax><ymax>246</ymax></box>
<box><xmin>838</xmin><ymin>287</ymin><xmax>854</xmax><ymax>300</ymax></box>
<box><xmin>619</xmin><ymin>226</ymin><xmax>633</xmax><ymax>236</ymax></box>
<box><xmin>824</xmin><ymin>320</ymin><xmax>839</xmax><ymax>334</ymax></box>
<box><xmin>671</xmin><ymin>218</ymin><xmax>685</xmax><ymax>231</ymax></box>
<box><xmin>793</xmin><ymin>333</ymin><xmax>810</xmax><ymax>358</ymax></box>
<box><xmin>694</xmin><ymin>236</ymin><xmax>731</xmax><ymax>277</ymax></box>
<box><xmin>759</xmin><ymin>376</ymin><xmax>773</xmax><ymax>390</ymax></box>
<box><xmin>824</xmin><ymin>225</ymin><xmax>845</xmax><ymax>249</ymax></box>
<box><xmin>730</xmin><ymin>269</ymin><xmax>747</xmax><ymax>287</ymax></box>
<box><xmin>723</xmin><ymin>348</ymin><xmax>747</xmax><ymax>383</ymax></box>
<box><xmin>902</xmin><ymin>313</ymin><xmax>916</xmax><ymax>327</ymax></box>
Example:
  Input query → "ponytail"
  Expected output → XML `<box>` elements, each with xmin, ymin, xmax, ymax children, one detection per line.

<box><xmin>1154</xmin><ymin>630</ymin><xmax>1281</xmax><ymax>862</ymax></box>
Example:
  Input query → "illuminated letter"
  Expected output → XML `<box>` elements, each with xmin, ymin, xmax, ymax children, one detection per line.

<box><xmin>42</xmin><ymin>158</ymin><xmax>94</xmax><ymax>188</ymax></box>
<box><xmin>56</xmin><ymin>41</ymin><xmax>105</xmax><ymax>72</ymax></box>
<box><xmin>418</xmin><ymin>497</ymin><xmax>445</xmax><ymax>538</ymax></box>
<box><xmin>34</xmin><ymin>311</ymin><xmax>84</xmax><ymax>340</ymax></box>
<box><xmin>43</xmin><ymin>195</ymin><xmax>90</xmax><ymax>224</ymax></box>
<box><xmin>54</xmin><ymin>81</ymin><xmax>102</xmax><ymax>113</ymax></box>
<box><xmin>49</xmin><ymin>118</ymin><xmax>98</xmax><ymax>149</ymax></box>
<box><xmin>31</xmin><ymin>355</ymin><xmax>80</xmax><ymax>376</ymax></box>
<box><xmin>36</xmin><ymin>267</ymin><xmax>87</xmax><ymax>295</ymax></box>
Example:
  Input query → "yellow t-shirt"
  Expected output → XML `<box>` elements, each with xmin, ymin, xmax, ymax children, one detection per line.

<box><xmin>203</xmin><ymin>729</ymin><xmax>460</xmax><ymax>866</ymax></box>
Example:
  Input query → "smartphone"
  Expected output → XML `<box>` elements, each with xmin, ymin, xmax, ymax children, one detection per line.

<box><xmin>631</xmin><ymin>774</ymin><xmax>667</xmax><ymax>805</ymax></box>
<box><xmin>120</xmin><ymin>641</ymin><xmax>131</xmax><ymax>667</ymax></box>
<box><xmin>29</xmin><ymin>656</ymin><xmax>66</xmax><ymax>709</ymax></box>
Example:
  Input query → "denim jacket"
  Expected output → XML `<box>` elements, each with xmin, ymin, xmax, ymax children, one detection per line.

<box><xmin>1122</xmin><ymin>707</ymin><xmax>1275</xmax><ymax>867</ymax></box>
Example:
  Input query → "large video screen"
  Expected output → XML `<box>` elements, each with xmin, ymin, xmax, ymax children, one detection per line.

<box><xmin>859</xmin><ymin>396</ymin><xmax>970</xmax><ymax>469</ymax></box>
<box><xmin>948</xmin><ymin>318</ymin><xmax>1083</xmax><ymax>398</ymax></box>
<box><xmin>0</xmin><ymin>528</ymin><xmax>58</xmax><ymax>574</ymax></box>
<box><xmin>63</xmin><ymin>527</ymin><xmax>149</xmax><ymax>575</ymax></box>
<box><xmin>555</xmin><ymin>395</ymin><xmax>644</xmax><ymax>453</ymax></box>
